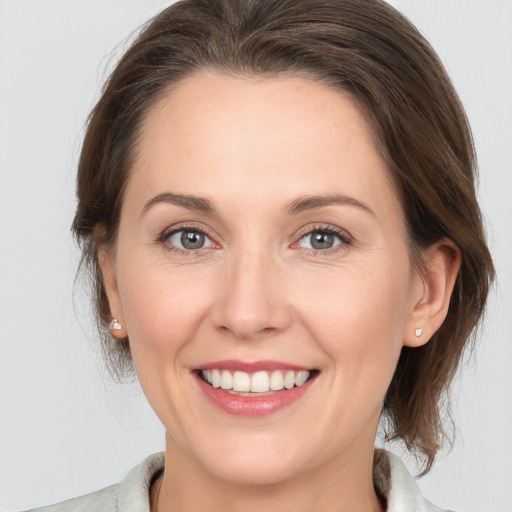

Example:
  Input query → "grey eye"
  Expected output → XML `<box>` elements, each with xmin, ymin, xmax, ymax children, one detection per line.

<box><xmin>299</xmin><ymin>230</ymin><xmax>342</xmax><ymax>250</ymax></box>
<box><xmin>168</xmin><ymin>230</ymin><xmax>213</xmax><ymax>250</ymax></box>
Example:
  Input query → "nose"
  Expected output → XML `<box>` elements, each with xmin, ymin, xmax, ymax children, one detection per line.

<box><xmin>210</xmin><ymin>248</ymin><xmax>292</xmax><ymax>341</ymax></box>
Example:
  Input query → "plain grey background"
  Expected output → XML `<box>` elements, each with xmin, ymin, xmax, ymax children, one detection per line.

<box><xmin>0</xmin><ymin>1</ymin><xmax>511</xmax><ymax>510</ymax></box>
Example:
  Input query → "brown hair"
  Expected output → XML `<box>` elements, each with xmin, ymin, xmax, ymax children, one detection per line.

<box><xmin>72</xmin><ymin>0</ymin><xmax>494</xmax><ymax>472</ymax></box>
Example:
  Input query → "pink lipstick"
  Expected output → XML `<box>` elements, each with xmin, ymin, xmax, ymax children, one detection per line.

<box><xmin>193</xmin><ymin>361</ymin><xmax>318</xmax><ymax>417</ymax></box>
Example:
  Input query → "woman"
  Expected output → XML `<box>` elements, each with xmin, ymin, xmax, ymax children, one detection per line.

<box><xmin>17</xmin><ymin>0</ymin><xmax>496</xmax><ymax>510</ymax></box>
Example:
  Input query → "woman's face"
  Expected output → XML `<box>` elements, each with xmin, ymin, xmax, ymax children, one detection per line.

<box><xmin>103</xmin><ymin>73</ymin><xmax>424</xmax><ymax>485</ymax></box>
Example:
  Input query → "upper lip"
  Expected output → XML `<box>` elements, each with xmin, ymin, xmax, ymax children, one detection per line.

<box><xmin>194</xmin><ymin>359</ymin><xmax>313</xmax><ymax>372</ymax></box>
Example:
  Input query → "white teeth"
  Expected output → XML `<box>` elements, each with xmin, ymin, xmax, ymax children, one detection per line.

<box><xmin>269</xmin><ymin>370</ymin><xmax>284</xmax><ymax>390</ymax></box>
<box><xmin>295</xmin><ymin>371</ymin><xmax>309</xmax><ymax>386</ymax></box>
<box><xmin>250</xmin><ymin>371</ymin><xmax>270</xmax><ymax>392</ymax></box>
<box><xmin>201</xmin><ymin>369</ymin><xmax>312</xmax><ymax>392</ymax></box>
<box><xmin>211</xmin><ymin>369</ymin><xmax>221</xmax><ymax>388</ymax></box>
<box><xmin>284</xmin><ymin>370</ymin><xmax>295</xmax><ymax>389</ymax></box>
<box><xmin>233</xmin><ymin>371</ymin><xmax>251</xmax><ymax>392</ymax></box>
<box><xmin>220</xmin><ymin>370</ymin><xmax>233</xmax><ymax>389</ymax></box>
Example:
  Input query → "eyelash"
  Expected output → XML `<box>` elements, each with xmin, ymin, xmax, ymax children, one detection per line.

<box><xmin>157</xmin><ymin>223</ymin><xmax>352</xmax><ymax>256</ymax></box>
<box><xmin>157</xmin><ymin>223</ymin><xmax>217</xmax><ymax>256</ymax></box>
<box><xmin>294</xmin><ymin>224</ymin><xmax>352</xmax><ymax>256</ymax></box>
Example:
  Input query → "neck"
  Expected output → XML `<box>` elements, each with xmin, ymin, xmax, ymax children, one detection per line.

<box><xmin>154</xmin><ymin>434</ymin><xmax>384</xmax><ymax>512</ymax></box>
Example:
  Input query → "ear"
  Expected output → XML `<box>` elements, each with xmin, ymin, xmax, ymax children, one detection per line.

<box><xmin>98</xmin><ymin>245</ymin><xmax>128</xmax><ymax>339</ymax></box>
<box><xmin>403</xmin><ymin>238</ymin><xmax>461</xmax><ymax>347</ymax></box>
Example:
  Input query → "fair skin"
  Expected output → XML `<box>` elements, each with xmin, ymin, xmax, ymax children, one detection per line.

<box><xmin>100</xmin><ymin>73</ymin><xmax>460</xmax><ymax>512</ymax></box>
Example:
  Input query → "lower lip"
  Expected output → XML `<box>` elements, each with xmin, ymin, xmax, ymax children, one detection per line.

<box><xmin>195</xmin><ymin>373</ymin><xmax>317</xmax><ymax>417</ymax></box>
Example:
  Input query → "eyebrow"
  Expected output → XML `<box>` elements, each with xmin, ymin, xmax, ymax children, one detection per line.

<box><xmin>284</xmin><ymin>194</ymin><xmax>375</xmax><ymax>216</ymax></box>
<box><xmin>142</xmin><ymin>192</ymin><xmax>215</xmax><ymax>215</ymax></box>
<box><xmin>141</xmin><ymin>191</ymin><xmax>374</xmax><ymax>217</ymax></box>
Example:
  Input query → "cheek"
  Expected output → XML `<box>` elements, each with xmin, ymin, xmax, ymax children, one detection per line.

<box><xmin>114</xmin><ymin>254</ymin><xmax>217</xmax><ymax>435</ymax></box>
<box><xmin>295</xmin><ymin>260</ymin><xmax>411</xmax><ymax>382</ymax></box>
<box><xmin>116</xmin><ymin>255</ymin><xmax>214</xmax><ymax>361</ymax></box>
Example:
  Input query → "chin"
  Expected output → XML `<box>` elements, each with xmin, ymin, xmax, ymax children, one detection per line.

<box><xmin>201</xmin><ymin>454</ymin><xmax>305</xmax><ymax>486</ymax></box>
<box><xmin>187</xmin><ymin>432</ymin><xmax>313</xmax><ymax>486</ymax></box>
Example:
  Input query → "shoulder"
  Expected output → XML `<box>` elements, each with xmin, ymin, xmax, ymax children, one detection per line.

<box><xmin>377</xmin><ymin>450</ymin><xmax>456</xmax><ymax>512</ymax></box>
<box><xmin>20</xmin><ymin>485</ymin><xmax>118</xmax><ymax>512</ymax></box>
<box><xmin>21</xmin><ymin>453</ymin><xmax>165</xmax><ymax>512</ymax></box>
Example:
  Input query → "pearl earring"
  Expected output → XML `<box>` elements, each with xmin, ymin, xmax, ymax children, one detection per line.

<box><xmin>109</xmin><ymin>318</ymin><xmax>123</xmax><ymax>331</ymax></box>
<box><xmin>414</xmin><ymin>328</ymin><xmax>423</xmax><ymax>337</ymax></box>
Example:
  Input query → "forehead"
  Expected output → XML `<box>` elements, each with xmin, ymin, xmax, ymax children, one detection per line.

<box><xmin>129</xmin><ymin>72</ymin><xmax>401</xmax><ymax>221</ymax></box>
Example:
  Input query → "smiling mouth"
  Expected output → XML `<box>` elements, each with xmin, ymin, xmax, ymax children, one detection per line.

<box><xmin>197</xmin><ymin>369</ymin><xmax>319</xmax><ymax>395</ymax></box>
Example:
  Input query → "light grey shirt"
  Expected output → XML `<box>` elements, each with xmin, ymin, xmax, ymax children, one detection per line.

<box><xmin>24</xmin><ymin>451</ymin><xmax>451</xmax><ymax>512</ymax></box>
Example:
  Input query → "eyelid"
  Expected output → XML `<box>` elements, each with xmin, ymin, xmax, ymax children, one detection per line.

<box><xmin>291</xmin><ymin>223</ymin><xmax>352</xmax><ymax>251</ymax></box>
<box><xmin>156</xmin><ymin>221</ymin><xmax>352</xmax><ymax>255</ymax></box>
<box><xmin>296</xmin><ymin>223</ymin><xmax>351</xmax><ymax>240</ymax></box>
<box><xmin>158</xmin><ymin>222</ymin><xmax>220</xmax><ymax>253</ymax></box>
